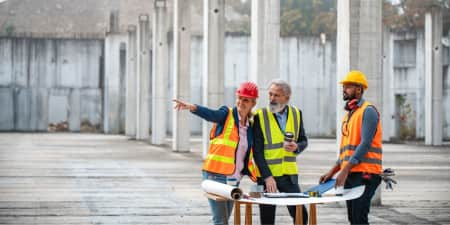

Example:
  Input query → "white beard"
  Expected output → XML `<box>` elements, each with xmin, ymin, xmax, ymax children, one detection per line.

<box><xmin>269</xmin><ymin>103</ymin><xmax>286</xmax><ymax>113</ymax></box>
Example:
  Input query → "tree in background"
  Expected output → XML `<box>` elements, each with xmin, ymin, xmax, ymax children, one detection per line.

<box><xmin>226</xmin><ymin>0</ymin><xmax>337</xmax><ymax>36</ymax></box>
<box><xmin>280</xmin><ymin>0</ymin><xmax>336</xmax><ymax>36</ymax></box>
<box><xmin>383</xmin><ymin>0</ymin><xmax>450</xmax><ymax>33</ymax></box>
<box><xmin>229</xmin><ymin>0</ymin><xmax>449</xmax><ymax>37</ymax></box>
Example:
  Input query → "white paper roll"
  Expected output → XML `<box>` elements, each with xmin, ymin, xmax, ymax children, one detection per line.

<box><xmin>201</xmin><ymin>180</ymin><xmax>243</xmax><ymax>200</ymax></box>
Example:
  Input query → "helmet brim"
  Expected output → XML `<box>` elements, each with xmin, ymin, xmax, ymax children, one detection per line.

<box><xmin>236</xmin><ymin>93</ymin><xmax>258</xmax><ymax>99</ymax></box>
<box><xmin>339</xmin><ymin>81</ymin><xmax>368</xmax><ymax>90</ymax></box>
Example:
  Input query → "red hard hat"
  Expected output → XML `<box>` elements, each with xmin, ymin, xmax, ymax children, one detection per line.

<box><xmin>236</xmin><ymin>81</ymin><xmax>259</xmax><ymax>99</ymax></box>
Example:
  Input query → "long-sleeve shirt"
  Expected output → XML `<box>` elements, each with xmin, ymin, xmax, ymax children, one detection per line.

<box><xmin>232</xmin><ymin>113</ymin><xmax>249</xmax><ymax>180</ymax></box>
<box><xmin>347</xmin><ymin>98</ymin><xmax>379</xmax><ymax>165</ymax></box>
<box><xmin>253</xmin><ymin>106</ymin><xmax>308</xmax><ymax>179</ymax></box>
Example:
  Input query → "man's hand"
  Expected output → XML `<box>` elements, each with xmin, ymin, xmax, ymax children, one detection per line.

<box><xmin>335</xmin><ymin>169</ymin><xmax>349</xmax><ymax>187</ymax></box>
<box><xmin>335</xmin><ymin>164</ymin><xmax>352</xmax><ymax>187</ymax></box>
<box><xmin>264</xmin><ymin>176</ymin><xmax>278</xmax><ymax>193</ymax></box>
<box><xmin>173</xmin><ymin>99</ymin><xmax>196</xmax><ymax>112</ymax></box>
<box><xmin>319</xmin><ymin>164</ymin><xmax>340</xmax><ymax>184</ymax></box>
<box><xmin>319</xmin><ymin>172</ymin><xmax>333</xmax><ymax>184</ymax></box>
<box><xmin>283</xmin><ymin>141</ymin><xmax>298</xmax><ymax>152</ymax></box>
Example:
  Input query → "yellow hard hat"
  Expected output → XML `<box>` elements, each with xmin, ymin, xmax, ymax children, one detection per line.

<box><xmin>339</xmin><ymin>70</ymin><xmax>368</xmax><ymax>90</ymax></box>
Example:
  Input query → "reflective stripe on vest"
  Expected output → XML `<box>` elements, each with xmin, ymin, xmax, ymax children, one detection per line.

<box><xmin>257</xmin><ymin>106</ymin><xmax>301</xmax><ymax>176</ymax></box>
<box><xmin>339</xmin><ymin>101</ymin><xmax>383</xmax><ymax>174</ymax></box>
<box><xmin>339</xmin><ymin>145</ymin><xmax>382</xmax><ymax>154</ymax></box>
<box><xmin>203</xmin><ymin>108</ymin><xmax>258</xmax><ymax>181</ymax></box>
<box><xmin>247</xmin><ymin>149</ymin><xmax>260</xmax><ymax>179</ymax></box>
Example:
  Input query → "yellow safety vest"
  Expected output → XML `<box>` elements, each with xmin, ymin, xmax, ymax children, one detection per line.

<box><xmin>257</xmin><ymin>106</ymin><xmax>301</xmax><ymax>176</ymax></box>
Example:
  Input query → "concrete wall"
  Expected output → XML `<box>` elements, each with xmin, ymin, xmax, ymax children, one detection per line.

<box><xmin>0</xmin><ymin>38</ymin><xmax>103</xmax><ymax>131</ymax></box>
<box><xmin>1</xmin><ymin>30</ymin><xmax>449</xmax><ymax>140</ymax></box>
<box><xmin>166</xmin><ymin>32</ymin><xmax>449</xmax><ymax>139</ymax></box>
<box><xmin>0</xmin><ymin>0</ymin><xmax>154</xmax><ymax>38</ymax></box>
<box><xmin>167</xmin><ymin>35</ymin><xmax>336</xmax><ymax>137</ymax></box>
<box><xmin>388</xmin><ymin>30</ymin><xmax>450</xmax><ymax>140</ymax></box>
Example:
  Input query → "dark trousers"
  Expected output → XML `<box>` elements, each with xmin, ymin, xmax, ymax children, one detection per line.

<box><xmin>258</xmin><ymin>175</ymin><xmax>308</xmax><ymax>225</ymax></box>
<box><xmin>344</xmin><ymin>172</ymin><xmax>381</xmax><ymax>225</ymax></box>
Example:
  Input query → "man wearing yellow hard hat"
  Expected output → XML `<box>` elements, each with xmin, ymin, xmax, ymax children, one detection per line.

<box><xmin>319</xmin><ymin>70</ymin><xmax>383</xmax><ymax>225</ymax></box>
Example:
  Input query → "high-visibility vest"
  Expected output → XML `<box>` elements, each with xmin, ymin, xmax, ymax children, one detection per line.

<box><xmin>339</xmin><ymin>101</ymin><xmax>383</xmax><ymax>174</ymax></box>
<box><xmin>202</xmin><ymin>108</ymin><xmax>259</xmax><ymax>182</ymax></box>
<box><xmin>257</xmin><ymin>106</ymin><xmax>301</xmax><ymax>177</ymax></box>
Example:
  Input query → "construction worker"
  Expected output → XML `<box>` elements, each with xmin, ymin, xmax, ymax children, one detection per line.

<box><xmin>173</xmin><ymin>81</ymin><xmax>259</xmax><ymax>225</ymax></box>
<box><xmin>319</xmin><ymin>70</ymin><xmax>382</xmax><ymax>225</ymax></box>
<box><xmin>253</xmin><ymin>79</ymin><xmax>308</xmax><ymax>225</ymax></box>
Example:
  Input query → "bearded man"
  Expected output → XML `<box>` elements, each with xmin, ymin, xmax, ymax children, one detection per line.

<box><xmin>253</xmin><ymin>79</ymin><xmax>308</xmax><ymax>225</ymax></box>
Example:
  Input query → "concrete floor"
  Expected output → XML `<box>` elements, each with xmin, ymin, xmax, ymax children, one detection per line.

<box><xmin>0</xmin><ymin>133</ymin><xmax>449</xmax><ymax>224</ymax></box>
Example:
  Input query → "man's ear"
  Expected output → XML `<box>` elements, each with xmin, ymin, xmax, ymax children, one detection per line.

<box><xmin>356</xmin><ymin>86</ymin><xmax>363</xmax><ymax>95</ymax></box>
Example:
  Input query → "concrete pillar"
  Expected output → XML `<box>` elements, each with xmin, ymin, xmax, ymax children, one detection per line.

<box><xmin>202</xmin><ymin>0</ymin><xmax>225</xmax><ymax>157</ymax></box>
<box><xmin>382</xmin><ymin>27</ymin><xmax>394</xmax><ymax>141</ymax></box>
<box><xmin>337</xmin><ymin>0</ymin><xmax>383</xmax><ymax>205</ymax></box>
<box><xmin>425</xmin><ymin>7</ymin><xmax>443</xmax><ymax>146</ymax></box>
<box><xmin>69</xmin><ymin>89</ymin><xmax>81</xmax><ymax>132</ymax></box>
<box><xmin>136</xmin><ymin>14</ymin><xmax>151</xmax><ymax>141</ymax></box>
<box><xmin>125</xmin><ymin>25</ymin><xmax>137</xmax><ymax>138</ymax></box>
<box><xmin>173</xmin><ymin>0</ymin><xmax>191</xmax><ymax>152</ymax></box>
<box><xmin>250</xmin><ymin>0</ymin><xmax>280</xmax><ymax>107</ymax></box>
<box><xmin>151</xmin><ymin>0</ymin><xmax>168</xmax><ymax>145</ymax></box>
<box><xmin>104</xmin><ymin>10</ymin><xmax>127</xmax><ymax>134</ymax></box>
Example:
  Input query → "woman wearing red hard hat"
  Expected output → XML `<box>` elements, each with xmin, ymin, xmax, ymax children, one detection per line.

<box><xmin>173</xmin><ymin>81</ymin><xmax>259</xmax><ymax>225</ymax></box>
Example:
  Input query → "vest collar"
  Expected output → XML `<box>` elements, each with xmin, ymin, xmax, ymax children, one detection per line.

<box><xmin>357</xmin><ymin>98</ymin><xmax>365</xmax><ymax>107</ymax></box>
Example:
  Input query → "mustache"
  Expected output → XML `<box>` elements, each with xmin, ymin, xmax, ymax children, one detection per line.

<box><xmin>269</xmin><ymin>102</ymin><xmax>280</xmax><ymax>107</ymax></box>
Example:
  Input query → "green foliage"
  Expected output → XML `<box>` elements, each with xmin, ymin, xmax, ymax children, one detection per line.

<box><xmin>227</xmin><ymin>0</ymin><xmax>337</xmax><ymax>36</ymax></box>
<box><xmin>4</xmin><ymin>24</ymin><xmax>15</xmax><ymax>36</ymax></box>
<box><xmin>280</xmin><ymin>0</ymin><xmax>336</xmax><ymax>36</ymax></box>
<box><xmin>229</xmin><ymin>0</ymin><xmax>450</xmax><ymax>37</ymax></box>
<box><xmin>383</xmin><ymin>0</ymin><xmax>450</xmax><ymax>32</ymax></box>
<box><xmin>395</xmin><ymin>94</ymin><xmax>416</xmax><ymax>140</ymax></box>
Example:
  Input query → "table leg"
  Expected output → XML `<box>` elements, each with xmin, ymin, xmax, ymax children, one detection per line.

<box><xmin>245</xmin><ymin>203</ymin><xmax>252</xmax><ymax>225</ymax></box>
<box><xmin>309</xmin><ymin>204</ymin><xmax>317</xmax><ymax>225</ymax></box>
<box><xmin>234</xmin><ymin>201</ymin><xmax>241</xmax><ymax>225</ymax></box>
<box><xmin>295</xmin><ymin>205</ymin><xmax>303</xmax><ymax>225</ymax></box>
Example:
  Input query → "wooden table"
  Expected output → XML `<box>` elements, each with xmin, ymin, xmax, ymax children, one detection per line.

<box><xmin>233</xmin><ymin>201</ymin><xmax>316</xmax><ymax>225</ymax></box>
<box><xmin>228</xmin><ymin>185</ymin><xmax>365</xmax><ymax>225</ymax></box>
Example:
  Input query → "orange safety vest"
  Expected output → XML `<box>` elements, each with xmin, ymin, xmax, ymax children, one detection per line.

<box><xmin>202</xmin><ymin>108</ymin><xmax>259</xmax><ymax>182</ymax></box>
<box><xmin>339</xmin><ymin>101</ymin><xmax>383</xmax><ymax>174</ymax></box>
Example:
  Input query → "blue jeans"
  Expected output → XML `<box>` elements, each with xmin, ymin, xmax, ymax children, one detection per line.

<box><xmin>202</xmin><ymin>171</ymin><xmax>239</xmax><ymax>225</ymax></box>
<box><xmin>344</xmin><ymin>172</ymin><xmax>381</xmax><ymax>225</ymax></box>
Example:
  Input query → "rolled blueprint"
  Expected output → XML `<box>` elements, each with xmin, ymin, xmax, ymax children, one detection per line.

<box><xmin>201</xmin><ymin>180</ymin><xmax>243</xmax><ymax>200</ymax></box>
